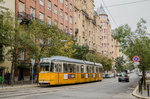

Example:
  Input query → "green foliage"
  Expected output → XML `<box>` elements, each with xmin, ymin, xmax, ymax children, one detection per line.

<box><xmin>125</xmin><ymin>62</ymin><xmax>135</xmax><ymax>71</ymax></box>
<box><xmin>25</xmin><ymin>20</ymin><xmax>76</xmax><ymax>60</ymax></box>
<box><xmin>0</xmin><ymin>11</ymin><xmax>14</xmax><ymax>46</ymax></box>
<box><xmin>115</xmin><ymin>56</ymin><xmax>126</xmax><ymax>72</ymax></box>
<box><xmin>72</xmin><ymin>44</ymin><xmax>89</xmax><ymax>60</ymax></box>
<box><xmin>85</xmin><ymin>52</ymin><xmax>113</xmax><ymax>72</ymax></box>
<box><xmin>114</xmin><ymin>18</ymin><xmax>150</xmax><ymax>70</ymax></box>
<box><xmin>114</xmin><ymin>18</ymin><xmax>150</xmax><ymax>88</ymax></box>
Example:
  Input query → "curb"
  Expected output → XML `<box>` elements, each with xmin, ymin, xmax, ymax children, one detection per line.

<box><xmin>0</xmin><ymin>84</ymin><xmax>38</xmax><ymax>90</ymax></box>
<box><xmin>132</xmin><ymin>85</ymin><xmax>149</xmax><ymax>99</ymax></box>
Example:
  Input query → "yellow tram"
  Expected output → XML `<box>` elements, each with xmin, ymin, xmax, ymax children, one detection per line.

<box><xmin>39</xmin><ymin>56</ymin><xmax>103</xmax><ymax>86</ymax></box>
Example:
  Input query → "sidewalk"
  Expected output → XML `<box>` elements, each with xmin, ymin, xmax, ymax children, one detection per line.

<box><xmin>132</xmin><ymin>79</ymin><xmax>150</xmax><ymax>99</ymax></box>
<box><xmin>0</xmin><ymin>81</ymin><xmax>39</xmax><ymax>90</ymax></box>
<box><xmin>0</xmin><ymin>84</ymin><xmax>38</xmax><ymax>90</ymax></box>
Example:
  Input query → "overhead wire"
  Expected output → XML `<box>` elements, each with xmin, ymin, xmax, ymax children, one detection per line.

<box><xmin>105</xmin><ymin>0</ymin><xmax>150</xmax><ymax>8</ymax></box>
<box><xmin>102</xmin><ymin>0</ymin><xmax>118</xmax><ymax>27</ymax></box>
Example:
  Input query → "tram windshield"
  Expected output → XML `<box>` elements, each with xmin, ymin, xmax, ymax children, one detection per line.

<box><xmin>40</xmin><ymin>62</ymin><xmax>54</xmax><ymax>72</ymax></box>
<box><xmin>40</xmin><ymin>63</ymin><xmax>49</xmax><ymax>71</ymax></box>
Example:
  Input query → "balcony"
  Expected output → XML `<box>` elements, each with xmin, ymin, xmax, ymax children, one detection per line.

<box><xmin>92</xmin><ymin>19</ymin><xmax>96</xmax><ymax>25</ymax></box>
<box><xmin>18</xmin><ymin>12</ymin><xmax>36</xmax><ymax>25</ymax></box>
<box><xmin>81</xmin><ymin>10</ymin><xmax>92</xmax><ymax>20</ymax></box>
<box><xmin>75</xmin><ymin>28</ymin><xmax>79</xmax><ymax>34</ymax></box>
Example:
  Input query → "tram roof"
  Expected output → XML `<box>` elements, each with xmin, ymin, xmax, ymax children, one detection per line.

<box><xmin>40</xmin><ymin>56</ymin><xmax>102</xmax><ymax>67</ymax></box>
<box><xmin>40</xmin><ymin>56</ymin><xmax>83</xmax><ymax>64</ymax></box>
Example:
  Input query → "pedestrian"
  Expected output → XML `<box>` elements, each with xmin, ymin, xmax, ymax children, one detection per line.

<box><xmin>4</xmin><ymin>71</ymin><xmax>10</xmax><ymax>84</ymax></box>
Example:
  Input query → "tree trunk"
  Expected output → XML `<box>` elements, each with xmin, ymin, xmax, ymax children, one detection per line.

<box><xmin>10</xmin><ymin>48</ymin><xmax>17</xmax><ymax>86</ymax></box>
<box><xmin>10</xmin><ymin>61</ymin><xmax>14</xmax><ymax>86</ymax></box>
<box><xmin>142</xmin><ymin>65</ymin><xmax>146</xmax><ymax>90</ymax></box>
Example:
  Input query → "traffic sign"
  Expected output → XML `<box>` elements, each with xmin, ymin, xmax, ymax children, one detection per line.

<box><xmin>133</xmin><ymin>56</ymin><xmax>140</xmax><ymax>62</ymax></box>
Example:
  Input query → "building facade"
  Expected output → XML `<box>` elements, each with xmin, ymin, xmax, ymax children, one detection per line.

<box><xmin>96</xmin><ymin>5</ymin><xmax>115</xmax><ymax>59</ymax></box>
<box><xmin>16</xmin><ymin>0</ymin><xmax>74</xmax><ymax>35</ymax></box>
<box><xmin>0</xmin><ymin>0</ymin><xmax>15</xmax><ymax>78</ymax></box>
<box><xmin>74</xmin><ymin>0</ymin><xmax>117</xmax><ymax>60</ymax></box>
<box><xmin>14</xmin><ymin>0</ymin><xmax>74</xmax><ymax>81</ymax></box>
<box><xmin>74</xmin><ymin>0</ymin><xmax>102</xmax><ymax>53</ymax></box>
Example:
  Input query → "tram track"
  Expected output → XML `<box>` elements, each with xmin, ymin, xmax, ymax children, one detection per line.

<box><xmin>0</xmin><ymin>78</ymin><xmax>118</xmax><ymax>99</ymax></box>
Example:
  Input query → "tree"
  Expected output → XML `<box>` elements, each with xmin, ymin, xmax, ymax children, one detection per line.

<box><xmin>27</xmin><ymin>20</ymin><xmax>75</xmax><ymax>59</ymax></box>
<box><xmin>115</xmin><ymin>56</ymin><xmax>126</xmax><ymax>72</ymax></box>
<box><xmin>126</xmin><ymin>62</ymin><xmax>135</xmax><ymax>71</ymax></box>
<box><xmin>72</xmin><ymin>44</ymin><xmax>89</xmax><ymax>60</ymax></box>
<box><xmin>114</xmin><ymin>18</ymin><xmax>150</xmax><ymax>89</ymax></box>
<box><xmin>0</xmin><ymin>11</ymin><xmax>38</xmax><ymax>85</ymax></box>
<box><xmin>85</xmin><ymin>52</ymin><xmax>112</xmax><ymax>72</ymax></box>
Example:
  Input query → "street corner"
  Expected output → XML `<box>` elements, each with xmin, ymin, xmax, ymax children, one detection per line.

<box><xmin>132</xmin><ymin>85</ymin><xmax>150</xmax><ymax>99</ymax></box>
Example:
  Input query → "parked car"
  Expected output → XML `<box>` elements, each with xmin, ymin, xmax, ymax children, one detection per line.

<box><xmin>103</xmin><ymin>74</ymin><xmax>111</xmax><ymax>78</ymax></box>
<box><xmin>110</xmin><ymin>73</ymin><xmax>114</xmax><ymax>77</ymax></box>
<box><xmin>116</xmin><ymin>73</ymin><xmax>121</xmax><ymax>77</ymax></box>
<box><xmin>118</xmin><ymin>74</ymin><xmax>129</xmax><ymax>82</ymax></box>
<box><xmin>138</xmin><ymin>72</ymin><xmax>142</xmax><ymax>78</ymax></box>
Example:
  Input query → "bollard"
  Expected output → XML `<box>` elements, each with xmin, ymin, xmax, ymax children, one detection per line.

<box><xmin>147</xmin><ymin>84</ymin><xmax>149</xmax><ymax>97</ymax></box>
<box><xmin>140</xmin><ymin>80</ymin><xmax>143</xmax><ymax>95</ymax></box>
<box><xmin>141</xmin><ymin>84</ymin><xmax>143</xmax><ymax>95</ymax></box>
<box><xmin>139</xmin><ymin>81</ymin><xmax>141</xmax><ymax>93</ymax></box>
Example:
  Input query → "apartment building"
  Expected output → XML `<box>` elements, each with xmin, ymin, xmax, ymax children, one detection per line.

<box><xmin>74</xmin><ymin>0</ymin><xmax>102</xmax><ymax>53</ymax></box>
<box><xmin>16</xmin><ymin>0</ymin><xmax>74</xmax><ymax>35</ymax></box>
<box><xmin>14</xmin><ymin>0</ymin><xmax>74</xmax><ymax>81</ymax></box>
<box><xmin>96</xmin><ymin>5</ymin><xmax>116</xmax><ymax>59</ymax></box>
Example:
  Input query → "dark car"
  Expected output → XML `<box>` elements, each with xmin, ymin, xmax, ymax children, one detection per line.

<box><xmin>118</xmin><ymin>74</ymin><xmax>129</xmax><ymax>82</ymax></box>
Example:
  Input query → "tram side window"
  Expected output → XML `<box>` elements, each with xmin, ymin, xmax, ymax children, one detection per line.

<box><xmin>50</xmin><ymin>63</ymin><xmax>54</xmax><ymax>72</ymax></box>
<box><xmin>96</xmin><ymin>67</ymin><xmax>99</xmax><ymax>73</ymax></box>
<box><xmin>99</xmin><ymin>68</ymin><xmax>103</xmax><ymax>73</ymax></box>
<box><xmin>63</xmin><ymin>63</ymin><xmax>68</xmax><ymax>73</ymax></box>
<box><xmin>73</xmin><ymin>64</ymin><xmax>76</xmax><ymax>73</ymax></box>
<box><xmin>81</xmin><ymin>65</ymin><xmax>84</xmax><ymax>73</ymax></box>
<box><xmin>68</xmin><ymin>64</ymin><xmax>71</xmax><ymax>73</ymax></box>
<box><xmin>58</xmin><ymin>64</ymin><xmax>62</xmax><ymax>72</ymax></box>
<box><xmin>55</xmin><ymin>64</ymin><xmax>59</xmax><ymax>72</ymax></box>
<box><xmin>90</xmin><ymin>66</ymin><xmax>92</xmax><ymax>73</ymax></box>
<box><xmin>92</xmin><ymin>66</ymin><xmax>94</xmax><ymax>73</ymax></box>
<box><xmin>77</xmin><ymin>65</ymin><xmax>80</xmax><ymax>73</ymax></box>
<box><xmin>87</xmin><ymin>66</ymin><xmax>90</xmax><ymax>73</ymax></box>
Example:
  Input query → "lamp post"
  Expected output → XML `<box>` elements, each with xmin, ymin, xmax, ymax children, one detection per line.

<box><xmin>30</xmin><ymin>59</ymin><xmax>35</xmax><ymax>84</ymax></box>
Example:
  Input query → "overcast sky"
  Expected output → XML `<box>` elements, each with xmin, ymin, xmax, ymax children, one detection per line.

<box><xmin>94</xmin><ymin>0</ymin><xmax>150</xmax><ymax>32</ymax></box>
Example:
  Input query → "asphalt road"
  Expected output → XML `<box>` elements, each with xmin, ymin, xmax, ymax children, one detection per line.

<box><xmin>0</xmin><ymin>73</ymin><xmax>139</xmax><ymax>99</ymax></box>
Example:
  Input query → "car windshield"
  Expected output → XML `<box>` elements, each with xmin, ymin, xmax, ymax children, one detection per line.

<box><xmin>120</xmin><ymin>75</ymin><xmax>128</xmax><ymax>77</ymax></box>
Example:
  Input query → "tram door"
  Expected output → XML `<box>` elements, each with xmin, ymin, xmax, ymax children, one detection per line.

<box><xmin>55</xmin><ymin>63</ymin><xmax>62</xmax><ymax>84</ymax></box>
<box><xmin>77</xmin><ymin>65</ymin><xmax>80</xmax><ymax>83</ymax></box>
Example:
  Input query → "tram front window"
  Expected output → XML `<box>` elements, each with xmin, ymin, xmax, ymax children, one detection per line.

<box><xmin>40</xmin><ymin>63</ymin><xmax>54</xmax><ymax>72</ymax></box>
<box><xmin>40</xmin><ymin>63</ymin><xmax>49</xmax><ymax>72</ymax></box>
